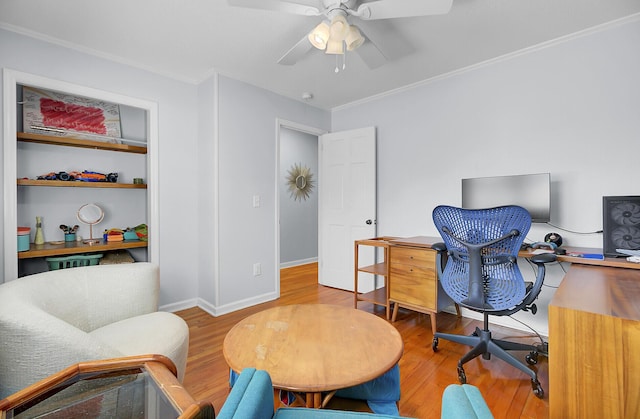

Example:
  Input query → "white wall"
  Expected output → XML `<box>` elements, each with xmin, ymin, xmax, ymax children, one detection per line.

<box><xmin>331</xmin><ymin>18</ymin><xmax>640</xmax><ymax>336</ymax></box>
<box><xmin>212</xmin><ymin>76</ymin><xmax>329</xmax><ymax>314</ymax></box>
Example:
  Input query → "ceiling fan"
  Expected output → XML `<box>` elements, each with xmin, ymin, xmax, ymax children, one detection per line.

<box><xmin>228</xmin><ymin>0</ymin><xmax>453</xmax><ymax>70</ymax></box>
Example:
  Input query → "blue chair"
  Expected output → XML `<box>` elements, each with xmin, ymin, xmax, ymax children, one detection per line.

<box><xmin>230</xmin><ymin>364</ymin><xmax>401</xmax><ymax>415</ymax></box>
<box><xmin>431</xmin><ymin>205</ymin><xmax>555</xmax><ymax>398</ymax></box>
<box><xmin>441</xmin><ymin>384</ymin><xmax>493</xmax><ymax>419</ymax></box>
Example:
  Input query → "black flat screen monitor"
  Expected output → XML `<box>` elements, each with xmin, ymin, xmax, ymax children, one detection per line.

<box><xmin>461</xmin><ymin>173</ymin><xmax>551</xmax><ymax>223</ymax></box>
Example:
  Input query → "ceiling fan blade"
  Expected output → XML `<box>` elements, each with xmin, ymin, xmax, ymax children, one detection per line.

<box><xmin>355</xmin><ymin>0</ymin><xmax>453</xmax><ymax>20</ymax></box>
<box><xmin>354</xmin><ymin>41</ymin><xmax>387</xmax><ymax>69</ymax></box>
<box><xmin>357</xmin><ymin>20</ymin><xmax>413</xmax><ymax>62</ymax></box>
<box><xmin>278</xmin><ymin>35</ymin><xmax>313</xmax><ymax>65</ymax></box>
<box><xmin>228</xmin><ymin>0</ymin><xmax>320</xmax><ymax>16</ymax></box>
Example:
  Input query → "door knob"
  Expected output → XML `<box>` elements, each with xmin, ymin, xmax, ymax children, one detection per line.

<box><xmin>366</xmin><ymin>219</ymin><xmax>373</xmax><ymax>225</ymax></box>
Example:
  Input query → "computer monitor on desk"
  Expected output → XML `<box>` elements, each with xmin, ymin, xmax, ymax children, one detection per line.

<box><xmin>462</xmin><ymin>173</ymin><xmax>551</xmax><ymax>223</ymax></box>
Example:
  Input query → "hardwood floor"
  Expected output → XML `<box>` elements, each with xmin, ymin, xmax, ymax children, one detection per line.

<box><xmin>177</xmin><ymin>262</ymin><xmax>549</xmax><ymax>418</ymax></box>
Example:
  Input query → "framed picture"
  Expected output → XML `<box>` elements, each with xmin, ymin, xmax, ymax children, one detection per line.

<box><xmin>23</xmin><ymin>86</ymin><xmax>122</xmax><ymax>142</ymax></box>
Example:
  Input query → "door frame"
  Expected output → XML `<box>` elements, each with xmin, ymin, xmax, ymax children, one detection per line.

<box><xmin>275</xmin><ymin>119</ymin><xmax>326</xmax><ymax>291</ymax></box>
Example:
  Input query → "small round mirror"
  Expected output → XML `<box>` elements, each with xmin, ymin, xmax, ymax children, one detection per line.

<box><xmin>77</xmin><ymin>203</ymin><xmax>104</xmax><ymax>244</ymax></box>
<box><xmin>295</xmin><ymin>174</ymin><xmax>307</xmax><ymax>190</ymax></box>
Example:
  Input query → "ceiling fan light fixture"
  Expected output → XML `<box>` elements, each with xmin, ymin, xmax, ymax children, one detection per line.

<box><xmin>308</xmin><ymin>21</ymin><xmax>330</xmax><ymax>50</ymax></box>
<box><xmin>329</xmin><ymin>14</ymin><xmax>349</xmax><ymax>41</ymax></box>
<box><xmin>325</xmin><ymin>39</ymin><xmax>344</xmax><ymax>55</ymax></box>
<box><xmin>345</xmin><ymin>25</ymin><xmax>365</xmax><ymax>51</ymax></box>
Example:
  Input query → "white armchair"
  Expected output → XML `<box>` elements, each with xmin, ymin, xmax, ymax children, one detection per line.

<box><xmin>0</xmin><ymin>262</ymin><xmax>189</xmax><ymax>398</ymax></box>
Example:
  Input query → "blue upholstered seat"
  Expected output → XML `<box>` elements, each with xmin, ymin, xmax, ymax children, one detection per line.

<box><xmin>230</xmin><ymin>364</ymin><xmax>401</xmax><ymax>415</ymax></box>
<box><xmin>440</xmin><ymin>384</ymin><xmax>493</xmax><ymax>419</ymax></box>
<box><xmin>222</xmin><ymin>368</ymin><xmax>493</xmax><ymax>418</ymax></box>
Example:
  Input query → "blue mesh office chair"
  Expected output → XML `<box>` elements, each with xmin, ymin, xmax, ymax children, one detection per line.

<box><xmin>431</xmin><ymin>205</ymin><xmax>555</xmax><ymax>398</ymax></box>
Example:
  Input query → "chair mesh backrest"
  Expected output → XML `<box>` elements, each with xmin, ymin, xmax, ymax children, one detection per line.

<box><xmin>432</xmin><ymin>205</ymin><xmax>531</xmax><ymax>312</ymax></box>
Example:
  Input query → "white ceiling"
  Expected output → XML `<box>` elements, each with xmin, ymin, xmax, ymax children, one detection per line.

<box><xmin>1</xmin><ymin>0</ymin><xmax>639</xmax><ymax>110</ymax></box>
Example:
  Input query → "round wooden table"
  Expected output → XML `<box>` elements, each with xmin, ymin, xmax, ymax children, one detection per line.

<box><xmin>223</xmin><ymin>304</ymin><xmax>404</xmax><ymax>408</ymax></box>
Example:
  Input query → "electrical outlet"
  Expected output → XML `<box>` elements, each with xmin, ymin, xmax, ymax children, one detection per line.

<box><xmin>253</xmin><ymin>194</ymin><xmax>260</xmax><ymax>208</ymax></box>
<box><xmin>253</xmin><ymin>263</ymin><xmax>262</xmax><ymax>276</ymax></box>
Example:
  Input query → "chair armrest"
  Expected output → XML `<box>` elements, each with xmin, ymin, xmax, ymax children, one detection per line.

<box><xmin>530</xmin><ymin>253</ymin><xmax>557</xmax><ymax>265</ymax></box>
<box><xmin>0</xmin><ymin>305</ymin><xmax>119</xmax><ymax>398</ymax></box>
<box><xmin>432</xmin><ymin>242</ymin><xmax>447</xmax><ymax>253</ymax></box>
<box><xmin>217</xmin><ymin>369</ymin><xmax>274</xmax><ymax>419</ymax></box>
<box><xmin>441</xmin><ymin>384</ymin><xmax>493</xmax><ymax>419</ymax></box>
<box><xmin>518</xmin><ymin>252</ymin><xmax>557</xmax><ymax>312</ymax></box>
<box><xmin>432</xmin><ymin>242</ymin><xmax>448</xmax><ymax>279</ymax></box>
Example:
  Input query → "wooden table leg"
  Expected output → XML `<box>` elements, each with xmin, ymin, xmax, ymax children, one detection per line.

<box><xmin>429</xmin><ymin>312</ymin><xmax>437</xmax><ymax>335</ymax></box>
<box><xmin>391</xmin><ymin>302</ymin><xmax>400</xmax><ymax>322</ymax></box>
<box><xmin>305</xmin><ymin>392</ymin><xmax>323</xmax><ymax>408</ymax></box>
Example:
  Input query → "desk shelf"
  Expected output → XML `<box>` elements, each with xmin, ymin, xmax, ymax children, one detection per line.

<box><xmin>354</xmin><ymin>237</ymin><xmax>398</xmax><ymax>320</ymax></box>
<box><xmin>18</xmin><ymin>240</ymin><xmax>147</xmax><ymax>259</ymax></box>
<box><xmin>18</xmin><ymin>179</ymin><xmax>147</xmax><ymax>189</ymax></box>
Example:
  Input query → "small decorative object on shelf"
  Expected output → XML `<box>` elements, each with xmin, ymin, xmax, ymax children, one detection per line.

<box><xmin>34</xmin><ymin>216</ymin><xmax>45</xmax><ymax>245</ymax></box>
<box><xmin>17</xmin><ymin>227</ymin><xmax>31</xmax><ymax>252</ymax></box>
<box><xmin>36</xmin><ymin>170</ymin><xmax>118</xmax><ymax>182</ymax></box>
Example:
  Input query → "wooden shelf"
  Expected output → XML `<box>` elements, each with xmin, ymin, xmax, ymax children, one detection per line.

<box><xmin>356</xmin><ymin>287</ymin><xmax>388</xmax><ymax>307</ymax></box>
<box><xmin>354</xmin><ymin>238</ymin><xmax>393</xmax><ymax>319</ymax></box>
<box><xmin>17</xmin><ymin>179</ymin><xmax>147</xmax><ymax>189</ymax></box>
<box><xmin>17</xmin><ymin>132</ymin><xmax>147</xmax><ymax>154</ymax></box>
<box><xmin>18</xmin><ymin>240</ymin><xmax>148</xmax><ymax>259</ymax></box>
<box><xmin>357</xmin><ymin>262</ymin><xmax>388</xmax><ymax>276</ymax></box>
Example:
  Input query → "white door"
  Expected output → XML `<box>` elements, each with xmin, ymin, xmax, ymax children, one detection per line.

<box><xmin>318</xmin><ymin>127</ymin><xmax>376</xmax><ymax>291</ymax></box>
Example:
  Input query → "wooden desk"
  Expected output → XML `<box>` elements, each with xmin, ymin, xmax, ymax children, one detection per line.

<box><xmin>549</xmin><ymin>265</ymin><xmax>640</xmax><ymax>418</ymax></box>
<box><xmin>387</xmin><ymin>236</ymin><xmax>458</xmax><ymax>334</ymax></box>
<box><xmin>519</xmin><ymin>246</ymin><xmax>640</xmax><ymax>270</ymax></box>
<box><xmin>223</xmin><ymin>304</ymin><xmax>403</xmax><ymax>409</ymax></box>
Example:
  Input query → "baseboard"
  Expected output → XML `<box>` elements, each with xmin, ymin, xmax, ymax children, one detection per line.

<box><xmin>197</xmin><ymin>291</ymin><xmax>279</xmax><ymax>317</ymax></box>
<box><xmin>160</xmin><ymin>298</ymin><xmax>198</xmax><ymax>313</ymax></box>
<box><xmin>280</xmin><ymin>257</ymin><xmax>317</xmax><ymax>269</ymax></box>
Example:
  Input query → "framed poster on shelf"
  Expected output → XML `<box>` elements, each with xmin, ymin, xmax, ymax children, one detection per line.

<box><xmin>22</xmin><ymin>86</ymin><xmax>122</xmax><ymax>143</ymax></box>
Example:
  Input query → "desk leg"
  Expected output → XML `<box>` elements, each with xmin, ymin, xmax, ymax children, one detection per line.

<box><xmin>391</xmin><ymin>302</ymin><xmax>400</xmax><ymax>322</ymax></box>
<box><xmin>429</xmin><ymin>312</ymin><xmax>437</xmax><ymax>335</ymax></box>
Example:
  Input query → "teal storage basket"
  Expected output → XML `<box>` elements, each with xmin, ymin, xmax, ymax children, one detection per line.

<box><xmin>45</xmin><ymin>254</ymin><xmax>103</xmax><ymax>270</ymax></box>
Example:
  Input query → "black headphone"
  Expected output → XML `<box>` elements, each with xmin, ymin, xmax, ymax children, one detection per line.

<box><xmin>544</xmin><ymin>232</ymin><xmax>563</xmax><ymax>247</ymax></box>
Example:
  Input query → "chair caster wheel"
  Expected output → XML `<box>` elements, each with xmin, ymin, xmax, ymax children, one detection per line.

<box><xmin>432</xmin><ymin>337</ymin><xmax>439</xmax><ymax>352</ymax></box>
<box><xmin>526</xmin><ymin>351</ymin><xmax>538</xmax><ymax>365</ymax></box>
<box><xmin>457</xmin><ymin>365</ymin><xmax>467</xmax><ymax>384</ymax></box>
<box><xmin>532</xmin><ymin>379</ymin><xmax>544</xmax><ymax>399</ymax></box>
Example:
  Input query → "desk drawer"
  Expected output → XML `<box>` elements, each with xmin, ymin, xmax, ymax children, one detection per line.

<box><xmin>390</xmin><ymin>264</ymin><xmax>436</xmax><ymax>309</ymax></box>
<box><xmin>390</xmin><ymin>247</ymin><xmax>435</xmax><ymax>267</ymax></box>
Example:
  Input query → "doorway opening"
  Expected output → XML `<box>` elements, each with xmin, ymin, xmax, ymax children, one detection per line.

<box><xmin>276</xmin><ymin>120</ymin><xmax>325</xmax><ymax>288</ymax></box>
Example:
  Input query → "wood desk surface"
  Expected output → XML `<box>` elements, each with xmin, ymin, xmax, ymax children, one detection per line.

<box><xmin>388</xmin><ymin>236</ymin><xmax>441</xmax><ymax>248</ymax></box>
<box><xmin>550</xmin><ymin>264</ymin><xmax>640</xmax><ymax>320</ymax></box>
<box><xmin>223</xmin><ymin>304</ymin><xmax>403</xmax><ymax>394</ymax></box>
<box><xmin>387</xmin><ymin>235</ymin><xmax>640</xmax><ymax>270</ymax></box>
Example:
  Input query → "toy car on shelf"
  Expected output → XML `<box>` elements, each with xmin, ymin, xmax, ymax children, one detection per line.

<box><xmin>36</xmin><ymin>170</ymin><xmax>118</xmax><ymax>182</ymax></box>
